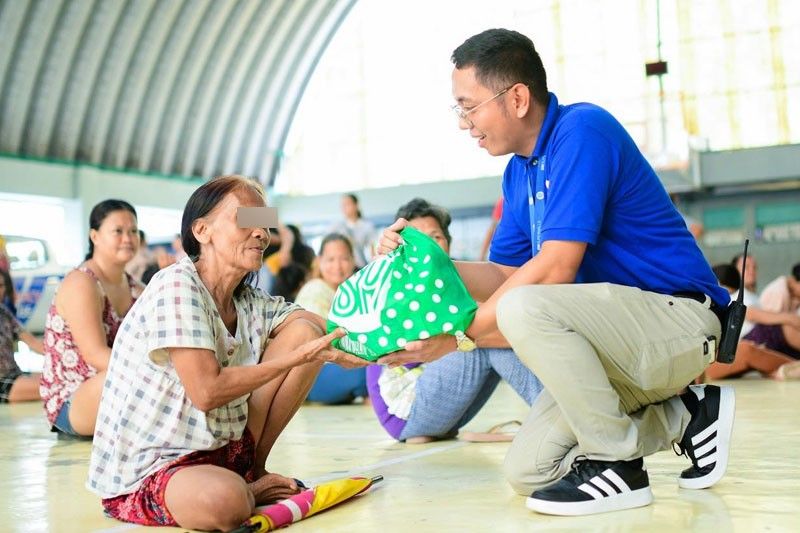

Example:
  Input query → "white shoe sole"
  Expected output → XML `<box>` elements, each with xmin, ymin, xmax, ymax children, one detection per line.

<box><xmin>678</xmin><ymin>386</ymin><xmax>735</xmax><ymax>489</ymax></box>
<box><xmin>526</xmin><ymin>487</ymin><xmax>653</xmax><ymax>516</ymax></box>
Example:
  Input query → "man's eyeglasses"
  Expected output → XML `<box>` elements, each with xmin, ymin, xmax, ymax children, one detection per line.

<box><xmin>451</xmin><ymin>85</ymin><xmax>515</xmax><ymax>127</ymax></box>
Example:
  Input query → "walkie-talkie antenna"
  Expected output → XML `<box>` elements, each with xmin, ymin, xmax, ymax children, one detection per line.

<box><xmin>736</xmin><ymin>239</ymin><xmax>749</xmax><ymax>304</ymax></box>
<box><xmin>717</xmin><ymin>238</ymin><xmax>750</xmax><ymax>364</ymax></box>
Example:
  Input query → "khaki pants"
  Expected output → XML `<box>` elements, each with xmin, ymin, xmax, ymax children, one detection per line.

<box><xmin>495</xmin><ymin>283</ymin><xmax>721</xmax><ymax>496</ymax></box>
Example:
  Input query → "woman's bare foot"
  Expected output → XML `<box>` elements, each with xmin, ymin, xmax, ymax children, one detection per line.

<box><xmin>773</xmin><ymin>360</ymin><xmax>800</xmax><ymax>381</ymax></box>
<box><xmin>248</xmin><ymin>472</ymin><xmax>302</xmax><ymax>505</ymax></box>
<box><xmin>405</xmin><ymin>436</ymin><xmax>438</xmax><ymax>444</ymax></box>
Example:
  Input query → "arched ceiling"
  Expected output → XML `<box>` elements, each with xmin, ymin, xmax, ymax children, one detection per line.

<box><xmin>0</xmin><ymin>0</ymin><xmax>355</xmax><ymax>186</ymax></box>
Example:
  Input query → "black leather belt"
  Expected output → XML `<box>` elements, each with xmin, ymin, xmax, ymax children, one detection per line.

<box><xmin>672</xmin><ymin>291</ymin><xmax>727</xmax><ymax>326</ymax></box>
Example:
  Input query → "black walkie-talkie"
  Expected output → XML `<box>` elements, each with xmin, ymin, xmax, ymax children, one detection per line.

<box><xmin>716</xmin><ymin>239</ymin><xmax>749</xmax><ymax>364</ymax></box>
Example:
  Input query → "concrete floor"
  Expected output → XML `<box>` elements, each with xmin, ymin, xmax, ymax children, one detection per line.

<box><xmin>1</xmin><ymin>379</ymin><xmax>798</xmax><ymax>532</ymax></box>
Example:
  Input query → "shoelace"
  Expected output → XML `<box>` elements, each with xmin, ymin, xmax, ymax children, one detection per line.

<box><xmin>570</xmin><ymin>455</ymin><xmax>590</xmax><ymax>473</ymax></box>
<box><xmin>568</xmin><ymin>455</ymin><xmax>609</xmax><ymax>481</ymax></box>
<box><xmin>673</xmin><ymin>440</ymin><xmax>700</xmax><ymax>468</ymax></box>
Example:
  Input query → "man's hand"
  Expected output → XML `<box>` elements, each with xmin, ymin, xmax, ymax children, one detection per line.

<box><xmin>375</xmin><ymin>218</ymin><xmax>408</xmax><ymax>256</ymax></box>
<box><xmin>379</xmin><ymin>334</ymin><xmax>457</xmax><ymax>368</ymax></box>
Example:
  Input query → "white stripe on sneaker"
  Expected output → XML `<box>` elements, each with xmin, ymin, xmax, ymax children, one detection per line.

<box><xmin>678</xmin><ymin>386</ymin><xmax>735</xmax><ymax>490</ymax></box>
<box><xmin>697</xmin><ymin>451</ymin><xmax>718</xmax><ymax>468</ymax></box>
<box><xmin>603</xmin><ymin>469</ymin><xmax>632</xmax><ymax>493</ymax></box>
<box><xmin>577</xmin><ymin>483</ymin><xmax>605</xmax><ymax>500</ymax></box>
<box><xmin>694</xmin><ymin>437</ymin><xmax>716</xmax><ymax>458</ymax></box>
<box><xmin>578</xmin><ymin>469</ymin><xmax>632</xmax><ymax>500</ymax></box>
<box><xmin>591</xmin><ymin>477</ymin><xmax>617</xmax><ymax>497</ymax></box>
<box><xmin>692</xmin><ymin>420</ymin><xmax>718</xmax><ymax>445</ymax></box>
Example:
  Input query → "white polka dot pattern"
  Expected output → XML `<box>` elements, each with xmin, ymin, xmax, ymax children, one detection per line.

<box><xmin>327</xmin><ymin>226</ymin><xmax>478</xmax><ymax>361</ymax></box>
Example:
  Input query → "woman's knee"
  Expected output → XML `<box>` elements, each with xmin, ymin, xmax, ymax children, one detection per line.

<box><xmin>199</xmin><ymin>485</ymin><xmax>252</xmax><ymax>531</ymax></box>
<box><xmin>171</xmin><ymin>474</ymin><xmax>253</xmax><ymax>530</ymax></box>
<box><xmin>279</xmin><ymin>318</ymin><xmax>325</xmax><ymax>346</ymax></box>
<box><xmin>264</xmin><ymin>319</ymin><xmax>325</xmax><ymax>368</ymax></box>
<box><xmin>68</xmin><ymin>371</ymin><xmax>107</xmax><ymax>435</ymax></box>
<box><xmin>7</xmin><ymin>375</ymin><xmax>41</xmax><ymax>402</ymax></box>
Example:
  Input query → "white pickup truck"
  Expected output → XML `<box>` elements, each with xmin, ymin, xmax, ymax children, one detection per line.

<box><xmin>6</xmin><ymin>235</ymin><xmax>70</xmax><ymax>334</ymax></box>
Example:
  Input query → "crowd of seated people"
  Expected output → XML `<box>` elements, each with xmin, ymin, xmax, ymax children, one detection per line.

<box><xmin>736</xmin><ymin>257</ymin><xmax>800</xmax><ymax>360</ymax></box>
<box><xmin>705</xmin><ymin>263</ymin><xmax>800</xmax><ymax>380</ymax></box>
<box><xmin>2</xmin><ymin>171</ymin><xmax>799</xmax><ymax>529</ymax></box>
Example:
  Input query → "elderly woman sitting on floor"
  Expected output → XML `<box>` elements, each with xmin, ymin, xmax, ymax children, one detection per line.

<box><xmin>87</xmin><ymin>175</ymin><xmax>365</xmax><ymax>531</ymax></box>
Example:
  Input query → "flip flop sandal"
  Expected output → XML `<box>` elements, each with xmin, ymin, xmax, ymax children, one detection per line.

<box><xmin>459</xmin><ymin>420</ymin><xmax>522</xmax><ymax>443</ymax></box>
<box><xmin>775</xmin><ymin>360</ymin><xmax>800</xmax><ymax>380</ymax></box>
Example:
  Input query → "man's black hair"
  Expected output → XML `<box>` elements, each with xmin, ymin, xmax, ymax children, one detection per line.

<box><xmin>452</xmin><ymin>28</ymin><xmax>549</xmax><ymax>106</ymax></box>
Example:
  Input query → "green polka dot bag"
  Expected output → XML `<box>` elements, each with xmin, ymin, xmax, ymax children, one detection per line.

<box><xmin>327</xmin><ymin>226</ymin><xmax>478</xmax><ymax>361</ymax></box>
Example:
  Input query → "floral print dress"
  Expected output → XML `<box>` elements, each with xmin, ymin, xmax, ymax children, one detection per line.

<box><xmin>40</xmin><ymin>266</ymin><xmax>136</xmax><ymax>426</ymax></box>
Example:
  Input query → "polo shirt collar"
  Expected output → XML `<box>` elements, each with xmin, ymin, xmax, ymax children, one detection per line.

<box><xmin>519</xmin><ymin>92</ymin><xmax>559</xmax><ymax>164</ymax></box>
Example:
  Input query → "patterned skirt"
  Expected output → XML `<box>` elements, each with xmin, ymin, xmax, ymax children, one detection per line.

<box><xmin>102</xmin><ymin>428</ymin><xmax>256</xmax><ymax>526</ymax></box>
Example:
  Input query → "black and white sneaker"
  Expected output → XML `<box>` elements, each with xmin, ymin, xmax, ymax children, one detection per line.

<box><xmin>526</xmin><ymin>457</ymin><xmax>653</xmax><ymax>516</ymax></box>
<box><xmin>674</xmin><ymin>384</ymin><xmax>735</xmax><ymax>489</ymax></box>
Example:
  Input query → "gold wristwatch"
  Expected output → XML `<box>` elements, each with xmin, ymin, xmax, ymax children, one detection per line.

<box><xmin>455</xmin><ymin>331</ymin><xmax>477</xmax><ymax>352</ymax></box>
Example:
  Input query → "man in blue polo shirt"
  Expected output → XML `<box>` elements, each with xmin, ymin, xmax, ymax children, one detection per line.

<box><xmin>379</xmin><ymin>28</ymin><xmax>734</xmax><ymax>516</ymax></box>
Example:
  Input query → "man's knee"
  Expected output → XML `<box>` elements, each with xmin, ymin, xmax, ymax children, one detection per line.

<box><xmin>496</xmin><ymin>287</ymin><xmax>526</xmax><ymax>333</ymax></box>
<box><xmin>496</xmin><ymin>286</ymin><xmax>555</xmax><ymax>345</ymax></box>
<box><xmin>502</xmin><ymin>443</ymin><xmax>562</xmax><ymax>495</ymax></box>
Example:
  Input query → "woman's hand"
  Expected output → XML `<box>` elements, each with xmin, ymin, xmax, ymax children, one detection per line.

<box><xmin>375</xmin><ymin>218</ymin><xmax>408</xmax><ymax>256</ymax></box>
<box><xmin>291</xmin><ymin>328</ymin><xmax>369</xmax><ymax>368</ymax></box>
<box><xmin>785</xmin><ymin>313</ymin><xmax>800</xmax><ymax>330</ymax></box>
